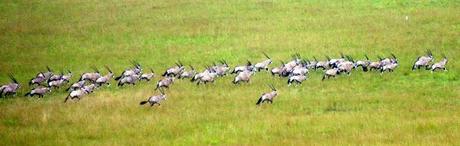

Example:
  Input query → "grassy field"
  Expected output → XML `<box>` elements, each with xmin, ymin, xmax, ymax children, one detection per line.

<box><xmin>1</xmin><ymin>0</ymin><xmax>459</xmax><ymax>145</ymax></box>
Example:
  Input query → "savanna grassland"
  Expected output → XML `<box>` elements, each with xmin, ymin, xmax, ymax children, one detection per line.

<box><xmin>0</xmin><ymin>0</ymin><xmax>459</xmax><ymax>145</ymax></box>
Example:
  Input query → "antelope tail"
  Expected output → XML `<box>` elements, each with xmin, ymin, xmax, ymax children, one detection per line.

<box><xmin>114</xmin><ymin>76</ymin><xmax>122</xmax><ymax>81</ymax></box>
<box><xmin>64</xmin><ymin>95</ymin><xmax>70</xmax><ymax>103</ymax></box>
<box><xmin>256</xmin><ymin>97</ymin><xmax>263</xmax><ymax>105</ymax></box>
<box><xmin>322</xmin><ymin>75</ymin><xmax>326</xmax><ymax>81</ymax></box>
<box><xmin>25</xmin><ymin>92</ymin><xmax>31</xmax><ymax>97</ymax></box>
<box><xmin>140</xmin><ymin>101</ymin><xmax>148</xmax><ymax>105</ymax></box>
<box><xmin>162</xmin><ymin>71</ymin><xmax>168</xmax><ymax>77</ymax></box>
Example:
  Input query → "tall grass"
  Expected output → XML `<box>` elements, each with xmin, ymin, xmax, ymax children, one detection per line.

<box><xmin>0</xmin><ymin>0</ymin><xmax>459</xmax><ymax>145</ymax></box>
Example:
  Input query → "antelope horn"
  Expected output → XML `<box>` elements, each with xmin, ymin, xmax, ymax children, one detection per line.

<box><xmin>8</xmin><ymin>74</ymin><xmax>18</xmax><ymax>84</ymax></box>
<box><xmin>268</xmin><ymin>84</ymin><xmax>276</xmax><ymax>91</ymax></box>
<box><xmin>441</xmin><ymin>53</ymin><xmax>447</xmax><ymax>59</ymax></box>
<box><xmin>105</xmin><ymin>65</ymin><xmax>112</xmax><ymax>73</ymax></box>
<box><xmin>364</xmin><ymin>54</ymin><xmax>369</xmax><ymax>60</ymax></box>
<box><xmin>263</xmin><ymin>52</ymin><xmax>271</xmax><ymax>59</ymax></box>
<box><xmin>427</xmin><ymin>49</ymin><xmax>432</xmax><ymax>55</ymax></box>
<box><xmin>46</xmin><ymin>66</ymin><xmax>52</xmax><ymax>72</ymax></box>
<box><xmin>391</xmin><ymin>53</ymin><xmax>397</xmax><ymax>59</ymax></box>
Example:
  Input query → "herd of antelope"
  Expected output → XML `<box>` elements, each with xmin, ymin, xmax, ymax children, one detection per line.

<box><xmin>0</xmin><ymin>50</ymin><xmax>449</xmax><ymax>106</ymax></box>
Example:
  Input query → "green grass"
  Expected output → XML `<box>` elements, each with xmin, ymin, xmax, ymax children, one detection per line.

<box><xmin>0</xmin><ymin>0</ymin><xmax>459</xmax><ymax>145</ymax></box>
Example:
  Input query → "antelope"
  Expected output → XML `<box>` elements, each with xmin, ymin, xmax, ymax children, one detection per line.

<box><xmin>64</xmin><ymin>87</ymin><xmax>90</xmax><ymax>103</ymax></box>
<box><xmin>155</xmin><ymin>77</ymin><xmax>174</xmax><ymax>89</ymax></box>
<box><xmin>179</xmin><ymin>66</ymin><xmax>196</xmax><ymax>79</ymax></box>
<box><xmin>315</xmin><ymin>56</ymin><xmax>330</xmax><ymax>70</ymax></box>
<box><xmin>82</xmin><ymin>84</ymin><xmax>97</xmax><ymax>93</ymax></box>
<box><xmin>271</xmin><ymin>61</ymin><xmax>285</xmax><ymax>76</ymax></box>
<box><xmin>368</xmin><ymin>56</ymin><xmax>383</xmax><ymax>71</ymax></box>
<box><xmin>328</xmin><ymin>53</ymin><xmax>347</xmax><ymax>68</ymax></box>
<box><xmin>66</xmin><ymin>80</ymin><xmax>85</xmax><ymax>92</ymax></box>
<box><xmin>49</xmin><ymin>72</ymin><xmax>63</xmax><ymax>81</ymax></box>
<box><xmin>256</xmin><ymin>84</ymin><xmax>278</xmax><ymax>105</ymax></box>
<box><xmin>48</xmin><ymin>79</ymin><xmax>67</xmax><ymax>88</ymax></box>
<box><xmin>96</xmin><ymin>66</ymin><xmax>114</xmax><ymax>86</ymax></box>
<box><xmin>42</xmin><ymin>66</ymin><xmax>54</xmax><ymax>80</ymax></box>
<box><xmin>381</xmin><ymin>56</ymin><xmax>399</xmax><ymax>73</ymax></box>
<box><xmin>115</xmin><ymin>62</ymin><xmax>142</xmax><ymax>80</ymax></box>
<box><xmin>29</xmin><ymin>73</ymin><xmax>47</xmax><ymax>85</ymax></box>
<box><xmin>254</xmin><ymin>52</ymin><xmax>272</xmax><ymax>71</ymax></box>
<box><xmin>287</xmin><ymin>74</ymin><xmax>307</xmax><ymax>86</ymax></box>
<box><xmin>291</xmin><ymin>60</ymin><xmax>309</xmax><ymax>76</ymax></box>
<box><xmin>192</xmin><ymin>67</ymin><xmax>218</xmax><ymax>85</ymax></box>
<box><xmin>139</xmin><ymin>88</ymin><xmax>166</xmax><ymax>107</ymax></box>
<box><xmin>233</xmin><ymin>70</ymin><xmax>254</xmax><ymax>84</ymax></box>
<box><xmin>117</xmin><ymin>74</ymin><xmax>140</xmax><ymax>86</ymax></box>
<box><xmin>431</xmin><ymin>54</ymin><xmax>448</xmax><ymax>72</ymax></box>
<box><xmin>61</xmin><ymin>70</ymin><xmax>73</xmax><ymax>82</ymax></box>
<box><xmin>80</xmin><ymin>67</ymin><xmax>101</xmax><ymax>82</ymax></box>
<box><xmin>337</xmin><ymin>56</ymin><xmax>355</xmax><ymax>75</ymax></box>
<box><xmin>212</xmin><ymin>60</ymin><xmax>230</xmax><ymax>76</ymax></box>
<box><xmin>25</xmin><ymin>86</ymin><xmax>51</xmax><ymax>98</ymax></box>
<box><xmin>283</xmin><ymin>54</ymin><xmax>302</xmax><ymax>73</ymax></box>
<box><xmin>322</xmin><ymin>68</ymin><xmax>339</xmax><ymax>81</ymax></box>
<box><xmin>413</xmin><ymin>50</ymin><xmax>434</xmax><ymax>70</ymax></box>
<box><xmin>162</xmin><ymin>61</ymin><xmax>184</xmax><ymax>77</ymax></box>
<box><xmin>0</xmin><ymin>75</ymin><xmax>20</xmax><ymax>97</ymax></box>
<box><xmin>306</xmin><ymin>57</ymin><xmax>317</xmax><ymax>70</ymax></box>
<box><xmin>140</xmin><ymin>69</ymin><xmax>155</xmax><ymax>81</ymax></box>
<box><xmin>380</xmin><ymin>53</ymin><xmax>397</xmax><ymax>67</ymax></box>
<box><xmin>355</xmin><ymin>55</ymin><xmax>370</xmax><ymax>72</ymax></box>
<box><xmin>232</xmin><ymin>60</ymin><xmax>254</xmax><ymax>74</ymax></box>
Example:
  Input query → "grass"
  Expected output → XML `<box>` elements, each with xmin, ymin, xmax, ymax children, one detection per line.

<box><xmin>0</xmin><ymin>0</ymin><xmax>459</xmax><ymax>145</ymax></box>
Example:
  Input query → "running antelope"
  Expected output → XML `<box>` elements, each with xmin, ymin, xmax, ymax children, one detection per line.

<box><xmin>25</xmin><ymin>86</ymin><xmax>51</xmax><ymax>98</ymax></box>
<box><xmin>139</xmin><ymin>88</ymin><xmax>166</xmax><ymax>107</ymax></box>
<box><xmin>256</xmin><ymin>84</ymin><xmax>278</xmax><ymax>105</ymax></box>
<box><xmin>413</xmin><ymin>50</ymin><xmax>434</xmax><ymax>70</ymax></box>
<box><xmin>287</xmin><ymin>74</ymin><xmax>307</xmax><ymax>86</ymax></box>
<box><xmin>64</xmin><ymin>87</ymin><xmax>90</xmax><ymax>103</ymax></box>
<box><xmin>96</xmin><ymin>66</ymin><xmax>114</xmax><ymax>86</ymax></box>
<box><xmin>233</xmin><ymin>70</ymin><xmax>254</xmax><ymax>84</ymax></box>
<box><xmin>355</xmin><ymin>55</ymin><xmax>370</xmax><ymax>72</ymax></box>
<box><xmin>140</xmin><ymin>69</ymin><xmax>155</xmax><ymax>81</ymax></box>
<box><xmin>431</xmin><ymin>54</ymin><xmax>448</xmax><ymax>72</ymax></box>
<box><xmin>254</xmin><ymin>52</ymin><xmax>272</xmax><ymax>71</ymax></box>
<box><xmin>179</xmin><ymin>66</ymin><xmax>196</xmax><ymax>79</ymax></box>
<box><xmin>162</xmin><ymin>61</ymin><xmax>185</xmax><ymax>77</ymax></box>
<box><xmin>155</xmin><ymin>77</ymin><xmax>174</xmax><ymax>89</ymax></box>
<box><xmin>0</xmin><ymin>75</ymin><xmax>20</xmax><ymax>97</ymax></box>
<box><xmin>322</xmin><ymin>68</ymin><xmax>339</xmax><ymax>81</ymax></box>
